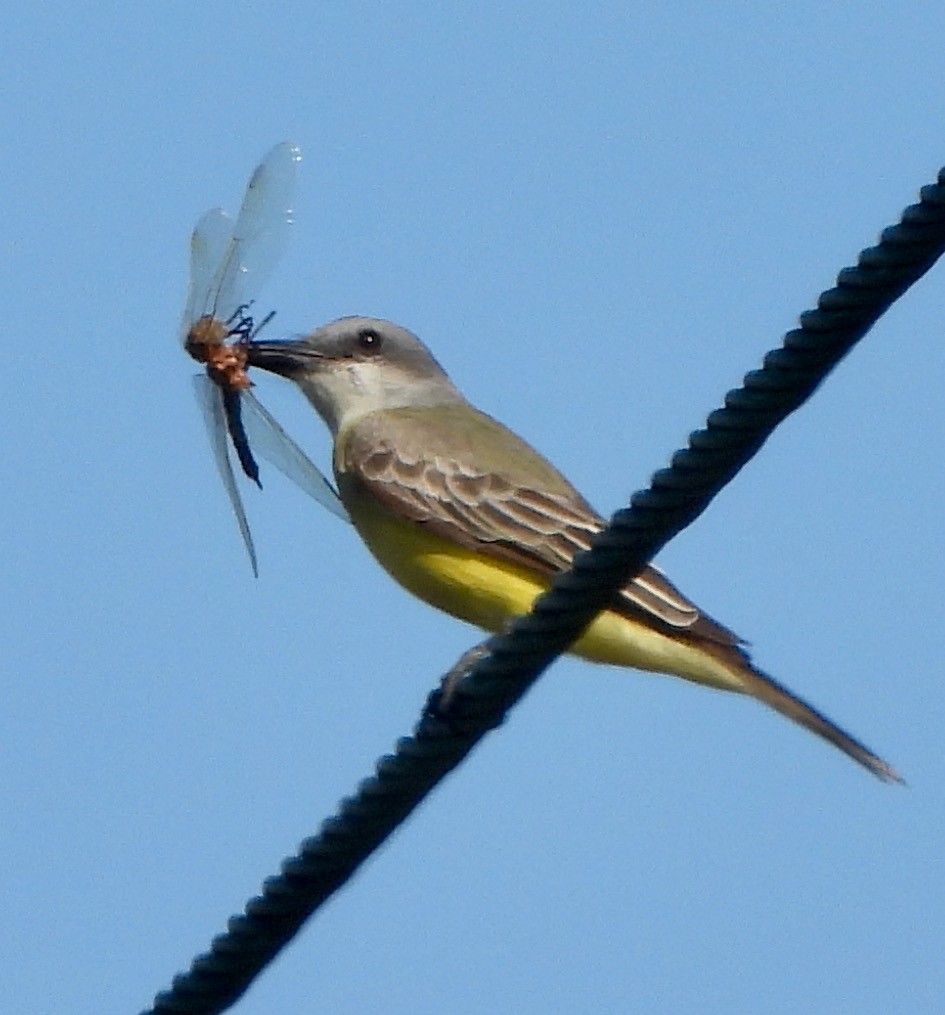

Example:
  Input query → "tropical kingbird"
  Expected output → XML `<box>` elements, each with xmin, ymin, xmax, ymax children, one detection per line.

<box><xmin>246</xmin><ymin>316</ymin><xmax>899</xmax><ymax>782</ymax></box>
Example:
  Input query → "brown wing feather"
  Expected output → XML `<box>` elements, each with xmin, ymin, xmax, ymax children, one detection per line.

<box><xmin>340</xmin><ymin>418</ymin><xmax>740</xmax><ymax>648</ymax></box>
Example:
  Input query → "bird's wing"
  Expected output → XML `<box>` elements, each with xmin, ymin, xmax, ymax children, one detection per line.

<box><xmin>341</xmin><ymin>432</ymin><xmax>739</xmax><ymax>646</ymax></box>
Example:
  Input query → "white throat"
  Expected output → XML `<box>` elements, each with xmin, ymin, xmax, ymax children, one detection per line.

<box><xmin>296</xmin><ymin>360</ymin><xmax>464</xmax><ymax>434</ymax></box>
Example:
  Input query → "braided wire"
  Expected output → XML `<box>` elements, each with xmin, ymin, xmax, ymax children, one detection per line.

<box><xmin>144</xmin><ymin>167</ymin><xmax>945</xmax><ymax>1014</ymax></box>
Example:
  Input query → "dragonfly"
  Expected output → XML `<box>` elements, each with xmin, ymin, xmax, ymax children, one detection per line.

<box><xmin>180</xmin><ymin>141</ymin><xmax>349</xmax><ymax>574</ymax></box>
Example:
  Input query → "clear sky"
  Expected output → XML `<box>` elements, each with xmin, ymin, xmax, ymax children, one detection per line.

<box><xmin>3</xmin><ymin>4</ymin><xmax>944</xmax><ymax>1013</ymax></box>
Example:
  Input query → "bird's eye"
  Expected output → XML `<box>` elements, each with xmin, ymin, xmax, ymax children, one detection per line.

<box><xmin>357</xmin><ymin>328</ymin><xmax>383</xmax><ymax>353</ymax></box>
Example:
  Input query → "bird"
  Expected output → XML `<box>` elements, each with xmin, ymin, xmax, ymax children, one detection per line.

<box><xmin>246</xmin><ymin>315</ymin><xmax>900</xmax><ymax>783</ymax></box>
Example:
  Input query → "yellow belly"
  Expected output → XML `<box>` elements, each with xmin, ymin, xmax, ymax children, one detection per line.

<box><xmin>348</xmin><ymin>498</ymin><xmax>743</xmax><ymax>692</ymax></box>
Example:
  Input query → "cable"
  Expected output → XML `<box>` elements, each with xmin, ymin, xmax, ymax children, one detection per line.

<box><xmin>143</xmin><ymin>166</ymin><xmax>945</xmax><ymax>1014</ymax></box>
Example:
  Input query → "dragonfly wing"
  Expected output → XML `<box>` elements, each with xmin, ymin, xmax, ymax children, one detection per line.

<box><xmin>180</xmin><ymin>208</ymin><xmax>235</xmax><ymax>343</ymax></box>
<box><xmin>192</xmin><ymin>374</ymin><xmax>259</xmax><ymax>576</ymax></box>
<box><xmin>212</xmin><ymin>142</ymin><xmax>301</xmax><ymax>324</ymax></box>
<box><xmin>240</xmin><ymin>390</ymin><xmax>350</xmax><ymax>523</ymax></box>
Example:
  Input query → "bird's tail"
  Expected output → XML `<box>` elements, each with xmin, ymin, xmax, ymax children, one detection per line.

<box><xmin>580</xmin><ymin>600</ymin><xmax>901</xmax><ymax>781</ymax></box>
<box><xmin>729</xmin><ymin>657</ymin><xmax>902</xmax><ymax>783</ymax></box>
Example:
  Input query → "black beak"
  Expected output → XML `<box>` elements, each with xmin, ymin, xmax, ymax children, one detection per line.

<box><xmin>245</xmin><ymin>339</ymin><xmax>318</xmax><ymax>377</ymax></box>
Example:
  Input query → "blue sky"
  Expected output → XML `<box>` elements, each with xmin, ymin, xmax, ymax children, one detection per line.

<box><xmin>3</xmin><ymin>4</ymin><xmax>944</xmax><ymax>1013</ymax></box>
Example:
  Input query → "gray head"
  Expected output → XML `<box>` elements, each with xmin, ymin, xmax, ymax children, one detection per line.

<box><xmin>247</xmin><ymin>316</ymin><xmax>465</xmax><ymax>433</ymax></box>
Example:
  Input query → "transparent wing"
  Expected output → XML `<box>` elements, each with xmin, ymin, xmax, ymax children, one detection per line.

<box><xmin>192</xmin><ymin>374</ymin><xmax>259</xmax><ymax>576</ymax></box>
<box><xmin>240</xmin><ymin>390</ymin><xmax>351</xmax><ymax>523</ymax></box>
<box><xmin>179</xmin><ymin>141</ymin><xmax>300</xmax><ymax>341</ymax></box>
<box><xmin>180</xmin><ymin>208</ymin><xmax>234</xmax><ymax>342</ymax></box>
<box><xmin>212</xmin><ymin>141</ymin><xmax>301</xmax><ymax>324</ymax></box>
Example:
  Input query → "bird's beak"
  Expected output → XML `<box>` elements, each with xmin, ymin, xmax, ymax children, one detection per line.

<box><xmin>245</xmin><ymin>339</ymin><xmax>320</xmax><ymax>377</ymax></box>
